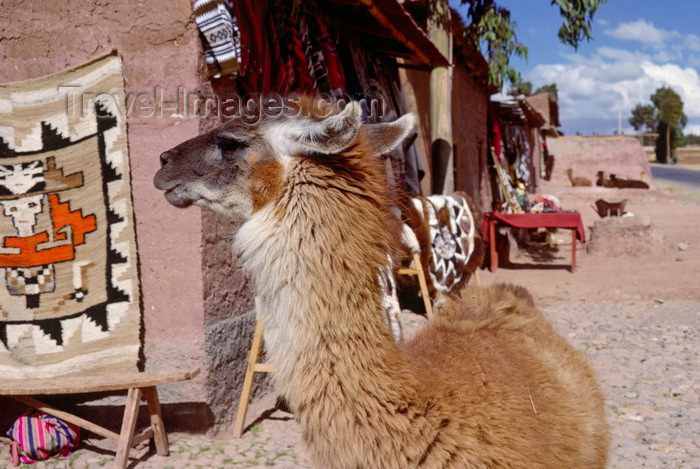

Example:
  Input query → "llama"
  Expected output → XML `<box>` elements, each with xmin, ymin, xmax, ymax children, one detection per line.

<box><xmin>596</xmin><ymin>171</ymin><xmax>615</xmax><ymax>188</ymax></box>
<box><xmin>565</xmin><ymin>168</ymin><xmax>592</xmax><ymax>186</ymax></box>
<box><xmin>154</xmin><ymin>102</ymin><xmax>609</xmax><ymax>468</ymax></box>
<box><xmin>609</xmin><ymin>173</ymin><xmax>649</xmax><ymax>189</ymax></box>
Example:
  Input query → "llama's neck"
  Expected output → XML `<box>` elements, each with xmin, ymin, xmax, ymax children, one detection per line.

<box><xmin>234</xmin><ymin>159</ymin><xmax>408</xmax><ymax>412</ymax></box>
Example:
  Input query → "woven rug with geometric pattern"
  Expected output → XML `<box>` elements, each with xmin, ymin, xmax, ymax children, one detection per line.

<box><xmin>0</xmin><ymin>50</ymin><xmax>141</xmax><ymax>378</ymax></box>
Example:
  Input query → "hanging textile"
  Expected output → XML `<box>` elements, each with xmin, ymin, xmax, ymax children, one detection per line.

<box><xmin>231</xmin><ymin>0</ymin><xmax>286</xmax><ymax>93</ymax></box>
<box><xmin>303</xmin><ymin>13</ymin><xmax>332</xmax><ymax>94</ymax></box>
<box><xmin>315</xmin><ymin>16</ymin><xmax>346</xmax><ymax>95</ymax></box>
<box><xmin>282</xmin><ymin>17</ymin><xmax>315</xmax><ymax>93</ymax></box>
<box><xmin>516</xmin><ymin>126</ymin><xmax>531</xmax><ymax>185</ymax></box>
<box><xmin>194</xmin><ymin>0</ymin><xmax>242</xmax><ymax>78</ymax></box>
<box><xmin>488</xmin><ymin>103</ymin><xmax>502</xmax><ymax>163</ymax></box>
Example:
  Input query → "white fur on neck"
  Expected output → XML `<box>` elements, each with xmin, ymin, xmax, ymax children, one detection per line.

<box><xmin>233</xmin><ymin>203</ymin><xmax>315</xmax><ymax>386</ymax></box>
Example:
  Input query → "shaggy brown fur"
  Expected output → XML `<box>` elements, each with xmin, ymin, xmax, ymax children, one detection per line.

<box><xmin>154</xmin><ymin>104</ymin><xmax>609</xmax><ymax>468</ymax></box>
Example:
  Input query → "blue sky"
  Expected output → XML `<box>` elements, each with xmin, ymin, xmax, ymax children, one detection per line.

<box><xmin>450</xmin><ymin>1</ymin><xmax>700</xmax><ymax>137</ymax></box>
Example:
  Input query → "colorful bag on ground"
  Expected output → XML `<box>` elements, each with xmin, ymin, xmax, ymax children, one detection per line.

<box><xmin>6</xmin><ymin>408</ymin><xmax>80</xmax><ymax>465</ymax></box>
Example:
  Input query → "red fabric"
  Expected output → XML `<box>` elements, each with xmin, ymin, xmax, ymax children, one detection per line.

<box><xmin>492</xmin><ymin>118</ymin><xmax>501</xmax><ymax>162</ymax></box>
<box><xmin>482</xmin><ymin>212</ymin><xmax>586</xmax><ymax>243</ymax></box>
<box><xmin>285</xmin><ymin>23</ymin><xmax>314</xmax><ymax>93</ymax></box>
<box><xmin>233</xmin><ymin>0</ymin><xmax>286</xmax><ymax>93</ymax></box>
<box><xmin>488</xmin><ymin>102</ymin><xmax>502</xmax><ymax>162</ymax></box>
<box><xmin>316</xmin><ymin>17</ymin><xmax>346</xmax><ymax>91</ymax></box>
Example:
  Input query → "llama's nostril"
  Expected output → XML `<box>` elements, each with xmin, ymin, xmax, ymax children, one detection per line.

<box><xmin>159</xmin><ymin>151</ymin><xmax>171</xmax><ymax>167</ymax></box>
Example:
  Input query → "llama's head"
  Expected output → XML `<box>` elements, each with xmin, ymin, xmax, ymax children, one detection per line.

<box><xmin>154</xmin><ymin>100</ymin><xmax>416</xmax><ymax>220</ymax></box>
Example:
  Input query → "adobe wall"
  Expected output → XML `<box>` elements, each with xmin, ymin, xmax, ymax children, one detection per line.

<box><xmin>398</xmin><ymin>67</ymin><xmax>433</xmax><ymax>195</ymax></box>
<box><xmin>452</xmin><ymin>67</ymin><xmax>492</xmax><ymax>216</ymax></box>
<box><xmin>0</xmin><ymin>0</ymin><xmax>212</xmax><ymax>409</ymax></box>
<box><xmin>399</xmin><ymin>65</ymin><xmax>493</xmax><ymax>215</ymax></box>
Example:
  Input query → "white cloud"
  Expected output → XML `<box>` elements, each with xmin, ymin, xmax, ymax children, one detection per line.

<box><xmin>527</xmin><ymin>46</ymin><xmax>700</xmax><ymax>135</ymax></box>
<box><xmin>642</xmin><ymin>63</ymin><xmax>700</xmax><ymax>113</ymax></box>
<box><xmin>604</xmin><ymin>19</ymin><xmax>679</xmax><ymax>46</ymax></box>
<box><xmin>684</xmin><ymin>34</ymin><xmax>700</xmax><ymax>52</ymax></box>
<box><xmin>686</xmin><ymin>124</ymin><xmax>700</xmax><ymax>135</ymax></box>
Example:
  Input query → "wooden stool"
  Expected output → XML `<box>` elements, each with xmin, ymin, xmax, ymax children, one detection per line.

<box><xmin>1</xmin><ymin>368</ymin><xmax>199</xmax><ymax>469</ymax></box>
<box><xmin>233</xmin><ymin>255</ymin><xmax>434</xmax><ymax>437</ymax></box>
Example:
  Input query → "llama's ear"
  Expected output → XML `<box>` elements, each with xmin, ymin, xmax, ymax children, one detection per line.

<box><xmin>362</xmin><ymin>113</ymin><xmax>417</xmax><ymax>156</ymax></box>
<box><xmin>296</xmin><ymin>102</ymin><xmax>362</xmax><ymax>154</ymax></box>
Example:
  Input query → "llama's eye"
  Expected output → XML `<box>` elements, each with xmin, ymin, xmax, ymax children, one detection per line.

<box><xmin>217</xmin><ymin>138</ymin><xmax>244</xmax><ymax>160</ymax></box>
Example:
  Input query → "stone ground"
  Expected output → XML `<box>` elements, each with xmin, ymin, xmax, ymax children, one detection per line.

<box><xmin>1</xmin><ymin>169</ymin><xmax>698</xmax><ymax>468</ymax></box>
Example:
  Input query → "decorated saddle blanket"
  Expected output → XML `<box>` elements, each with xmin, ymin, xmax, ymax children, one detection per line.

<box><xmin>402</xmin><ymin>193</ymin><xmax>484</xmax><ymax>296</ymax></box>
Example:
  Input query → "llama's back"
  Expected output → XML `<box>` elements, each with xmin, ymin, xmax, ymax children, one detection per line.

<box><xmin>403</xmin><ymin>283</ymin><xmax>609</xmax><ymax>468</ymax></box>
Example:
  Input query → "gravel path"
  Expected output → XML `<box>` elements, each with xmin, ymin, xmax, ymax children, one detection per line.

<box><xmin>1</xmin><ymin>297</ymin><xmax>697</xmax><ymax>468</ymax></box>
<box><xmin>546</xmin><ymin>298</ymin><xmax>700</xmax><ymax>469</ymax></box>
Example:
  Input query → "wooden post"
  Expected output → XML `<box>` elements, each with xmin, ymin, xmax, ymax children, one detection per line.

<box><xmin>428</xmin><ymin>0</ymin><xmax>453</xmax><ymax>195</ymax></box>
<box><xmin>489</xmin><ymin>217</ymin><xmax>498</xmax><ymax>271</ymax></box>
<box><xmin>571</xmin><ymin>229</ymin><xmax>577</xmax><ymax>272</ymax></box>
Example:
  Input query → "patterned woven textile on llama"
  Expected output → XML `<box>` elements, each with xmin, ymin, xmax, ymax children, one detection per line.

<box><xmin>0</xmin><ymin>50</ymin><xmax>141</xmax><ymax>378</ymax></box>
<box><xmin>408</xmin><ymin>193</ymin><xmax>481</xmax><ymax>294</ymax></box>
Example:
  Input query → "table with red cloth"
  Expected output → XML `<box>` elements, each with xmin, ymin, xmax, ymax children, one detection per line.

<box><xmin>482</xmin><ymin>212</ymin><xmax>586</xmax><ymax>271</ymax></box>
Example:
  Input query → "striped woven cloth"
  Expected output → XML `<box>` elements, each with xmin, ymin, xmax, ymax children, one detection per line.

<box><xmin>7</xmin><ymin>409</ymin><xmax>80</xmax><ymax>464</ymax></box>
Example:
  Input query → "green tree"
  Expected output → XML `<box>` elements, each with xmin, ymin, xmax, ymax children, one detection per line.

<box><xmin>629</xmin><ymin>104</ymin><xmax>657</xmax><ymax>133</ymax></box>
<box><xmin>507</xmin><ymin>81</ymin><xmax>533</xmax><ymax>97</ymax></box>
<box><xmin>534</xmin><ymin>83</ymin><xmax>559</xmax><ymax>101</ymax></box>
<box><xmin>629</xmin><ymin>103</ymin><xmax>657</xmax><ymax>145</ymax></box>
<box><xmin>459</xmin><ymin>0</ymin><xmax>606</xmax><ymax>88</ymax></box>
<box><xmin>507</xmin><ymin>82</ymin><xmax>558</xmax><ymax>98</ymax></box>
<box><xmin>651</xmin><ymin>87</ymin><xmax>687</xmax><ymax>163</ymax></box>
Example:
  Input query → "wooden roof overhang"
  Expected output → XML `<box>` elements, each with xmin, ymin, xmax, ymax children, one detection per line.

<box><xmin>319</xmin><ymin>0</ymin><xmax>450</xmax><ymax>67</ymax></box>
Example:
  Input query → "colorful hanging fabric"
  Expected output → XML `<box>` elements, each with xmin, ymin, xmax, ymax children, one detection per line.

<box><xmin>281</xmin><ymin>10</ymin><xmax>314</xmax><ymax>93</ymax></box>
<box><xmin>193</xmin><ymin>0</ymin><xmax>242</xmax><ymax>78</ymax></box>
<box><xmin>315</xmin><ymin>16</ymin><xmax>346</xmax><ymax>94</ymax></box>
<box><xmin>303</xmin><ymin>15</ymin><xmax>331</xmax><ymax>93</ymax></box>
<box><xmin>233</xmin><ymin>0</ymin><xmax>286</xmax><ymax>93</ymax></box>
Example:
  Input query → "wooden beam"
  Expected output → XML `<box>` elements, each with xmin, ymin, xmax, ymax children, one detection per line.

<box><xmin>428</xmin><ymin>0</ymin><xmax>454</xmax><ymax>194</ymax></box>
<box><xmin>358</xmin><ymin>0</ymin><xmax>431</xmax><ymax>65</ymax></box>
<box><xmin>0</xmin><ymin>368</ymin><xmax>200</xmax><ymax>395</ymax></box>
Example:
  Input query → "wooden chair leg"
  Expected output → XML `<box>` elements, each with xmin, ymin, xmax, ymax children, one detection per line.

<box><xmin>143</xmin><ymin>386</ymin><xmax>169</xmax><ymax>456</ymax></box>
<box><xmin>412</xmin><ymin>252</ymin><xmax>434</xmax><ymax>321</ymax></box>
<box><xmin>233</xmin><ymin>312</ymin><xmax>266</xmax><ymax>438</ymax></box>
<box><xmin>115</xmin><ymin>387</ymin><xmax>142</xmax><ymax>469</ymax></box>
